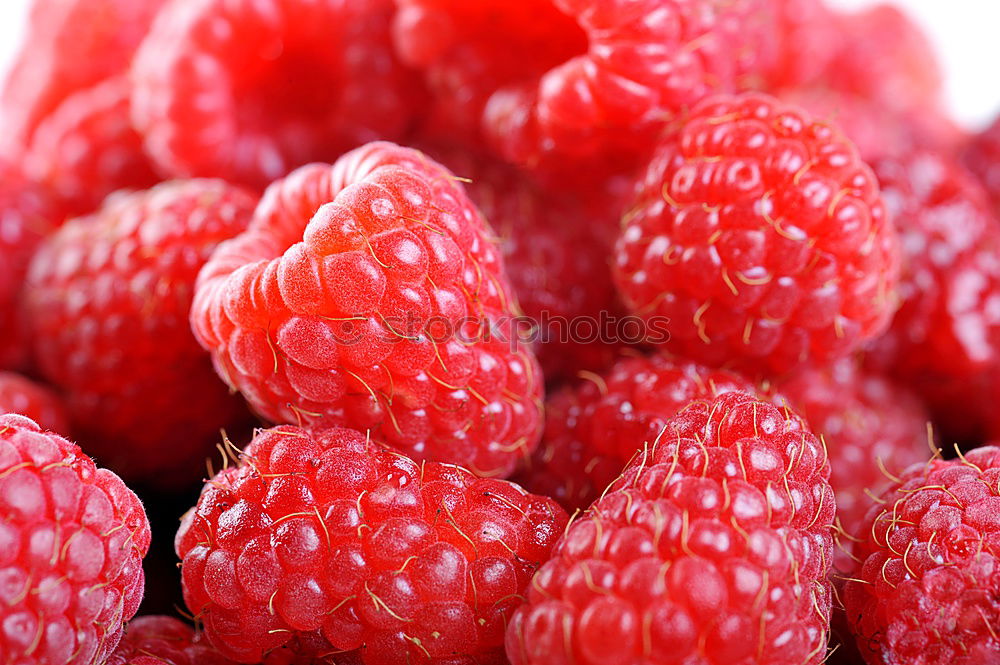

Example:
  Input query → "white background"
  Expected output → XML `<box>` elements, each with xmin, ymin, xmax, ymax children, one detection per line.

<box><xmin>0</xmin><ymin>0</ymin><xmax>996</xmax><ymax>129</ymax></box>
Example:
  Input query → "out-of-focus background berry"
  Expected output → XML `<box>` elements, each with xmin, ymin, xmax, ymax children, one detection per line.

<box><xmin>3</xmin><ymin>0</ymin><xmax>990</xmax><ymax>128</ymax></box>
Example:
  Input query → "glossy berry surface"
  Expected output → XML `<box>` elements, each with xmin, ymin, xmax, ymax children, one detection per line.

<box><xmin>174</xmin><ymin>424</ymin><xmax>568</xmax><ymax>664</ymax></box>
<box><xmin>0</xmin><ymin>372</ymin><xmax>69</xmax><ymax>435</ymax></box>
<box><xmin>614</xmin><ymin>93</ymin><xmax>899</xmax><ymax>373</ymax></box>
<box><xmin>191</xmin><ymin>142</ymin><xmax>543</xmax><ymax>478</ymax></box>
<box><xmin>0</xmin><ymin>413</ymin><xmax>150</xmax><ymax>665</ymax></box>
<box><xmin>843</xmin><ymin>446</ymin><xmax>1000</xmax><ymax>665</ymax></box>
<box><xmin>132</xmin><ymin>0</ymin><xmax>420</xmax><ymax>188</ymax></box>
<box><xmin>514</xmin><ymin>352</ymin><xmax>760</xmax><ymax>512</ymax></box>
<box><xmin>507</xmin><ymin>391</ymin><xmax>836</xmax><ymax>665</ymax></box>
<box><xmin>105</xmin><ymin>615</ymin><xmax>236</xmax><ymax>665</ymax></box>
<box><xmin>25</xmin><ymin>180</ymin><xmax>257</xmax><ymax>487</ymax></box>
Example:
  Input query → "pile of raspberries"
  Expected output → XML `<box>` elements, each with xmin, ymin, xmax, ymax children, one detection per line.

<box><xmin>3</xmin><ymin>1</ymin><xmax>1000</xmax><ymax>664</ymax></box>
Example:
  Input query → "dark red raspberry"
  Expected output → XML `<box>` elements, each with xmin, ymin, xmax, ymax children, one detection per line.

<box><xmin>514</xmin><ymin>352</ymin><xmax>760</xmax><ymax>512</ymax></box>
<box><xmin>614</xmin><ymin>93</ymin><xmax>899</xmax><ymax>374</ymax></box>
<box><xmin>0</xmin><ymin>163</ymin><xmax>64</xmax><ymax>371</ymax></box>
<box><xmin>843</xmin><ymin>446</ymin><xmax>1000</xmax><ymax>665</ymax></box>
<box><xmin>0</xmin><ymin>413</ymin><xmax>151</xmax><ymax>665</ymax></box>
<box><xmin>507</xmin><ymin>391</ymin><xmax>836</xmax><ymax>665</ymax></box>
<box><xmin>0</xmin><ymin>372</ymin><xmax>69</xmax><ymax>435</ymax></box>
<box><xmin>397</xmin><ymin>0</ymin><xmax>771</xmax><ymax>176</ymax></box>
<box><xmin>132</xmin><ymin>0</ymin><xmax>421</xmax><ymax>188</ymax></box>
<box><xmin>868</xmin><ymin>150</ymin><xmax>1000</xmax><ymax>443</ymax></box>
<box><xmin>26</xmin><ymin>76</ymin><xmax>159</xmax><ymax>216</ymax></box>
<box><xmin>174</xmin><ymin>424</ymin><xmax>568</xmax><ymax>664</ymax></box>
<box><xmin>191</xmin><ymin>142</ymin><xmax>544</xmax><ymax>478</ymax></box>
<box><xmin>24</xmin><ymin>180</ymin><xmax>258</xmax><ymax>487</ymax></box>
<box><xmin>964</xmin><ymin>112</ymin><xmax>1000</xmax><ymax>215</ymax></box>
<box><xmin>0</xmin><ymin>0</ymin><xmax>165</xmax><ymax>155</ymax></box>
<box><xmin>774</xmin><ymin>358</ymin><xmax>930</xmax><ymax>542</ymax></box>
<box><xmin>105</xmin><ymin>615</ymin><xmax>236</xmax><ymax>665</ymax></box>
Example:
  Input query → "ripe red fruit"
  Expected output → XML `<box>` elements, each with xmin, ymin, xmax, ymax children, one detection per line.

<box><xmin>506</xmin><ymin>391</ymin><xmax>836</xmax><ymax>665</ymax></box>
<box><xmin>868</xmin><ymin>150</ymin><xmax>1000</xmax><ymax>442</ymax></box>
<box><xmin>26</xmin><ymin>76</ymin><xmax>159</xmax><ymax>215</ymax></box>
<box><xmin>105</xmin><ymin>615</ymin><xmax>236</xmax><ymax>665</ymax></box>
<box><xmin>0</xmin><ymin>371</ymin><xmax>69</xmax><ymax>435</ymax></box>
<box><xmin>191</xmin><ymin>142</ymin><xmax>544</xmax><ymax>478</ymax></box>
<box><xmin>843</xmin><ymin>446</ymin><xmax>1000</xmax><ymax>665</ymax></box>
<box><xmin>132</xmin><ymin>0</ymin><xmax>421</xmax><ymax>188</ymax></box>
<box><xmin>174</xmin><ymin>424</ymin><xmax>568</xmax><ymax>664</ymax></box>
<box><xmin>514</xmin><ymin>353</ymin><xmax>760</xmax><ymax>512</ymax></box>
<box><xmin>0</xmin><ymin>0</ymin><xmax>165</xmax><ymax>155</ymax></box>
<box><xmin>614</xmin><ymin>93</ymin><xmax>899</xmax><ymax>373</ymax></box>
<box><xmin>964</xmin><ymin>112</ymin><xmax>1000</xmax><ymax>215</ymax></box>
<box><xmin>757</xmin><ymin>0</ymin><xmax>843</xmax><ymax>91</ymax></box>
<box><xmin>0</xmin><ymin>413</ymin><xmax>151</xmax><ymax>665</ymax></box>
<box><xmin>24</xmin><ymin>180</ymin><xmax>258</xmax><ymax>487</ymax></box>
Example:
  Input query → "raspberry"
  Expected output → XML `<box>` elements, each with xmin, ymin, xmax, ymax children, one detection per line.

<box><xmin>174</xmin><ymin>424</ymin><xmax>568</xmax><ymax>664</ymax></box>
<box><xmin>506</xmin><ymin>391</ymin><xmax>836</xmax><ymax>665</ymax></box>
<box><xmin>843</xmin><ymin>446</ymin><xmax>1000</xmax><ymax>665</ymax></box>
<box><xmin>0</xmin><ymin>0</ymin><xmax>165</xmax><ymax>155</ymax></box>
<box><xmin>24</xmin><ymin>180</ymin><xmax>258</xmax><ymax>487</ymax></box>
<box><xmin>397</xmin><ymin>0</ymin><xmax>771</xmax><ymax>175</ymax></box>
<box><xmin>514</xmin><ymin>352</ymin><xmax>760</xmax><ymax>512</ymax></box>
<box><xmin>773</xmin><ymin>358</ymin><xmax>930</xmax><ymax>542</ymax></box>
<box><xmin>0</xmin><ymin>413</ymin><xmax>150</xmax><ymax>665</ymax></box>
<box><xmin>756</xmin><ymin>0</ymin><xmax>843</xmax><ymax>91</ymax></box>
<box><xmin>0</xmin><ymin>372</ymin><xmax>69</xmax><ymax>435</ymax></box>
<box><xmin>964</xmin><ymin>112</ymin><xmax>1000</xmax><ymax>215</ymax></box>
<box><xmin>191</xmin><ymin>142</ymin><xmax>544</xmax><ymax>478</ymax></box>
<box><xmin>105</xmin><ymin>615</ymin><xmax>236</xmax><ymax>665</ymax></box>
<box><xmin>0</xmin><ymin>163</ymin><xmax>64</xmax><ymax>371</ymax></box>
<box><xmin>132</xmin><ymin>0</ymin><xmax>421</xmax><ymax>188</ymax></box>
<box><xmin>867</xmin><ymin>150</ymin><xmax>1000</xmax><ymax>443</ymax></box>
<box><xmin>26</xmin><ymin>76</ymin><xmax>159</xmax><ymax>216</ymax></box>
<box><xmin>613</xmin><ymin>93</ymin><xmax>900</xmax><ymax>373</ymax></box>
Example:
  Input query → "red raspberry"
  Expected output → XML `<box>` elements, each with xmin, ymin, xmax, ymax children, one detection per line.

<box><xmin>774</xmin><ymin>358</ymin><xmax>930</xmax><ymax>542</ymax></box>
<box><xmin>0</xmin><ymin>372</ymin><xmax>69</xmax><ymax>435</ymax></box>
<box><xmin>174</xmin><ymin>424</ymin><xmax>568</xmax><ymax>664</ymax></box>
<box><xmin>506</xmin><ymin>391</ymin><xmax>836</xmax><ymax>665</ymax></box>
<box><xmin>0</xmin><ymin>0</ymin><xmax>165</xmax><ymax>155</ymax></box>
<box><xmin>397</xmin><ymin>0</ymin><xmax>771</xmax><ymax>176</ymax></box>
<box><xmin>0</xmin><ymin>413</ymin><xmax>151</xmax><ymax>665</ymax></box>
<box><xmin>0</xmin><ymin>163</ymin><xmax>64</xmax><ymax>371</ymax></box>
<box><xmin>868</xmin><ymin>150</ymin><xmax>1000</xmax><ymax>443</ymax></box>
<box><xmin>843</xmin><ymin>446</ymin><xmax>1000</xmax><ymax>665</ymax></box>
<box><xmin>756</xmin><ymin>0</ymin><xmax>843</xmax><ymax>91</ymax></box>
<box><xmin>514</xmin><ymin>352</ymin><xmax>760</xmax><ymax>512</ymax></box>
<box><xmin>964</xmin><ymin>112</ymin><xmax>1000</xmax><ymax>215</ymax></box>
<box><xmin>191</xmin><ymin>142</ymin><xmax>544</xmax><ymax>478</ymax></box>
<box><xmin>26</xmin><ymin>76</ymin><xmax>159</xmax><ymax>216</ymax></box>
<box><xmin>105</xmin><ymin>615</ymin><xmax>236</xmax><ymax>665</ymax></box>
<box><xmin>613</xmin><ymin>93</ymin><xmax>899</xmax><ymax>374</ymax></box>
<box><xmin>132</xmin><ymin>0</ymin><xmax>421</xmax><ymax>189</ymax></box>
<box><xmin>24</xmin><ymin>180</ymin><xmax>257</xmax><ymax>487</ymax></box>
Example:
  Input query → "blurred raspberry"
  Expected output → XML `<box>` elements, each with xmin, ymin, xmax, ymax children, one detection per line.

<box><xmin>0</xmin><ymin>371</ymin><xmax>69</xmax><ymax>434</ymax></box>
<box><xmin>843</xmin><ymin>446</ymin><xmax>1000</xmax><ymax>665</ymax></box>
<box><xmin>24</xmin><ymin>180</ymin><xmax>258</xmax><ymax>487</ymax></box>
<box><xmin>26</xmin><ymin>76</ymin><xmax>159</xmax><ymax>215</ymax></box>
<box><xmin>0</xmin><ymin>413</ymin><xmax>150</xmax><ymax>665</ymax></box>
<box><xmin>614</xmin><ymin>93</ymin><xmax>899</xmax><ymax>374</ymax></box>
<box><xmin>191</xmin><ymin>142</ymin><xmax>543</xmax><ymax>478</ymax></box>
<box><xmin>175</xmin><ymin>424</ymin><xmax>567</xmax><ymax>664</ymax></box>
<box><xmin>756</xmin><ymin>0</ymin><xmax>843</xmax><ymax>90</ymax></box>
<box><xmin>964</xmin><ymin>112</ymin><xmax>1000</xmax><ymax>215</ymax></box>
<box><xmin>132</xmin><ymin>0</ymin><xmax>422</xmax><ymax>188</ymax></box>
<box><xmin>106</xmin><ymin>615</ymin><xmax>237</xmax><ymax>665</ymax></box>
<box><xmin>507</xmin><ymin>391</ymin><xmax>835</xmax><ymax>665</ymax></box>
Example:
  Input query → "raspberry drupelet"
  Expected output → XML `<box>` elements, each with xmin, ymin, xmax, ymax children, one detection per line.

<box><xmin>964</xmin><ymin>111</ymin><xmax>1000</xmax><ymax>215</ymax></box>
<box><xmin>613</xmin><ymin>93</ymin><xmax>900</xmax><ymax>373</ymax></box>
<box><xmin>843</xmin><ymin>446</ymin><xmax>1000</xmax><ymax>665</ymax></box>
<box><xmin>131</xmin><ymin>0</ymin><xmax>422</xmax><ymax>188</ymax></box>
<box><xmin>190</xmin><ymin>142</ymin><xmax>544</xmax><ymax>478</ymax></box>
<box><xmin>0</xmin><ymin>371</ymin><xmax>69</xmax><ymax>435</ymax></box>
<box><xmin>105</xmin><ymin>615</ymin><xmax>236</xmax><ymax>665</ymax></box>
<box><xmin>506</xmin><ymin>391</ymin><xmax>836</xmax><ymax>665</ymax></box>
<box><xmin>174</xmin><ymin>424</ymin><xmax>568</xmax><ymax>664</ymax></box>
<box><xmin>0</xmin><ymin>413</ymin><xmax>151</xmax><ymax>665</ymax></box>
<box><xmin>24</xmin><ymin>180</ymin><xmax>258</xmax><ymax>487</ymax></box>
